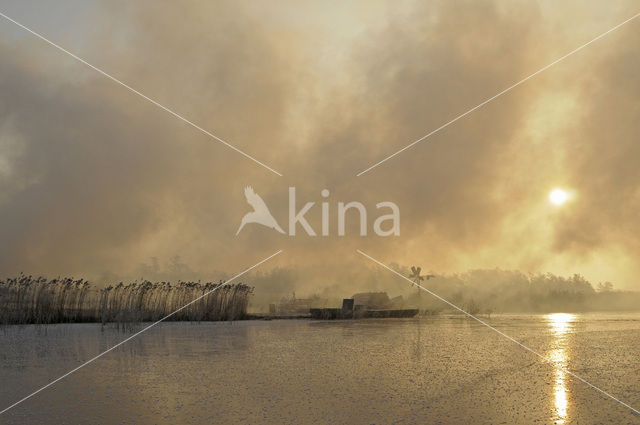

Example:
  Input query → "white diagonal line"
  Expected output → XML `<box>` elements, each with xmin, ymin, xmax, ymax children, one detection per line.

<box><xmin>356</xmin><ymin>12</ymin><xmax>640</xmax><ymax>177</ymax></box>
<box><xmin>0</xmin><ymin>12</ymin><xmax>283</xmax><ymax>177</ymax></box>
<box><xmin>0</xmin><ymin>249</ymin><xmax>283</xmax><ymax>416</ymax></box>
<box><xmin>356</xmin><ymin>249</ymin><xmax>640</xmax><ymax>417</ymax></box>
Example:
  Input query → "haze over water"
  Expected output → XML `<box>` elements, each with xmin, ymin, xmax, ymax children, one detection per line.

<box><xmin>2</xmin><ymin>313</ymin><xmax>639</xmax><ymax>424</ymax></box>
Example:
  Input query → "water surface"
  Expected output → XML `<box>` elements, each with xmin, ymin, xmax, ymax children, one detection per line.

<box><xmin>1</xmin><ymin>314</ymin><xmax>639</xmax><ymax>424</ymax></box>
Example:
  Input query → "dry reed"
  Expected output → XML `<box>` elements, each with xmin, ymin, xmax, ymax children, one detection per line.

<box><xmin>0</xmin><ymin>275</ymin><xmax>252</xmax><ymax>325</ymax></box>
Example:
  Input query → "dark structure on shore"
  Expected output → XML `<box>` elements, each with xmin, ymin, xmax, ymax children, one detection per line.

<box><xmin>310</xmin><ymin>293</ymin><xmax>418</xmax><ymax>320</ymax></box>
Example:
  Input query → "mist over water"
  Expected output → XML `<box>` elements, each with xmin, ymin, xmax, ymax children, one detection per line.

<box><xmin>1</xmin><ymin>1</ymin><xmax>640</xmax><ymax>422</ymax></box>
<box><xmin>2</xmin><ymin>314</ymin><xmax>639</xmax><ymax>424</ymax></box>
<box><xmin>1</xmin><ymin>0</ymin><xmax>640</xmax><ymax>289</ymax></box>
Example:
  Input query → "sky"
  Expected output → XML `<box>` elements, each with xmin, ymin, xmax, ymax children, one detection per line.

<box><xmin>0</xmin><ymin>0</ymin><xmax>639</xmax><ymax>297</ymax></box>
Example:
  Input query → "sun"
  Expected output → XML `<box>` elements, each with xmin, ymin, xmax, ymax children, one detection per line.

<box><xmin>549</xmin><ymin>188</ymin><xmax>570</xmax><ymax>206</ymax></box>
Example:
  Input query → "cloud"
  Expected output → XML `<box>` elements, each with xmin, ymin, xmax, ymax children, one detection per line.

<box><xmin>0</xmin><ymin>0</ymin><xmax>639</xmax><ymax>293</ymax></box>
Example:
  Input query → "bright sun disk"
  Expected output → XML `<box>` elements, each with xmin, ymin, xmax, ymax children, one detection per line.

<box><xmin>549</xmin><ymin>188</ymin><xmax>569</xmax><ymax>206</ymax></box>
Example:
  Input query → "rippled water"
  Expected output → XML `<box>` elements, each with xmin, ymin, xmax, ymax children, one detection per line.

<box><xmin>1</xmin><ymin>314</ymin><xmax>639</xmax><ymax>424</ymax></box>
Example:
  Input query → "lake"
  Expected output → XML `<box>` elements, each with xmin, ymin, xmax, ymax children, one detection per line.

<box><xmin>1</xmin><ymin>313</ymin><xmax>639</xmax><ymax>424</ymax></box>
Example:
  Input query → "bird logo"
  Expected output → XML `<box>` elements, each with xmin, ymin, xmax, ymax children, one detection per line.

<box><xmin>236</xmin><ymin>186</ymin><xmax>285</xmax><ymax>235</ymax></box>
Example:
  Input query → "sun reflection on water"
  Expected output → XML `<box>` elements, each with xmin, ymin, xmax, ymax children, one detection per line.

<box><xmin>545</xmin><ymin>313</ymin><xmax>575</xmax><ymax>424</ymax></box>
<box><xmin>549</xmin><ymin>313</ymin><xmax>574</xmax><ymax>336</ymax></box>
<box><xmin>554</xmin><ymin>367</ymin><xmax>568</xmax><ymax>421</ymax></box>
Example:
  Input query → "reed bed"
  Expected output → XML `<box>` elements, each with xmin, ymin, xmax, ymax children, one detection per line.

<box><xmin>0</xmin><ymin>275</ymin><xmax>253</xmax><ymax>325</ymax></box>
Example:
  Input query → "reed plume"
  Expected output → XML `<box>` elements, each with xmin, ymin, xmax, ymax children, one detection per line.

<box><xmin>0</xmin><ymin>274</ymin><xmax>252</xmax><ymax>325</ymax></box>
